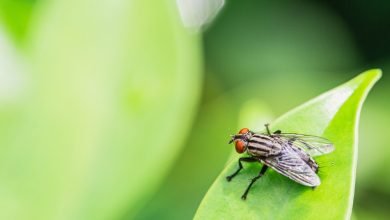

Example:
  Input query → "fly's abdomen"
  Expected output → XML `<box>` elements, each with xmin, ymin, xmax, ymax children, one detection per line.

<box><xmin>247</xmin><ymin>134</ymin><xmax>282</xmax><ymax>156</ymax></box>
<box><xmin>292</xmin><ymin>146</ymin><xmax>319</xmax><ymax>173</ymax></box>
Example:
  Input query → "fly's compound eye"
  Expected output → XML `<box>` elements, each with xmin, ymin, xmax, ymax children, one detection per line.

<box><xmin>238</xmin><ymin>128</ymin><xmax>249</xmax><ymax>134</ymax></box>
<box><xmin>235</xmin><ymin>140</ymin><xmax>246</xmax><ymax>154</ymax></box>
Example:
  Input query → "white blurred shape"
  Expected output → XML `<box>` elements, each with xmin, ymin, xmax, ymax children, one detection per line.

<box><xmin>176</xmin><ymin>0</ymin><xmax>224</xmax><ymax>29</ymax></box>
<box><xmin>0</xmin><ymin>28</ymin><xmax>26</xmax><ymax>104</ymax></box>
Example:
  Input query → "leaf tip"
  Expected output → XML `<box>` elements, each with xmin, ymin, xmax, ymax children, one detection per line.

<box><xmin>361</xmin><ymin>68</ymin><xmax>382</xmax><ymax>81</ymax></box>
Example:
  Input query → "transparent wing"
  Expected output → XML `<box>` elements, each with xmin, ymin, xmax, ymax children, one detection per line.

<box><xmin>263</xmin><ymin>145</ymin><xmax>320</xmax><ymax>187</ymax></box>
<box><xmin>275</xmin><ymin>133</ymin><xmax>334</xmax><ymax>157</ymax></box>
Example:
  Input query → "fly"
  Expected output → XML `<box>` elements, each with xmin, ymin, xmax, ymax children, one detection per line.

<box><xmin>227</xmin><ymin>124</ymin><xmax>334</xmax><ymax>200</ymax></box>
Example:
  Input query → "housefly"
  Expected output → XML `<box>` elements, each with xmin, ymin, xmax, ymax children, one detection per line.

<box><xmin>227</xmin><ymin>124</ymin><xmax>334</xmax><ymax>200</ymax></box>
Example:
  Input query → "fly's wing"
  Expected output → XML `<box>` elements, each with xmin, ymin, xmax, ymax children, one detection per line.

<box><xmin>275</xmin><ymin>133</ymin><xmax>334</xmax><ymax>157</ymax></box>
<box><xmin>263</xmin><ymin>145</ymin><xmax>320</xmax><ymax>187</ymax></box>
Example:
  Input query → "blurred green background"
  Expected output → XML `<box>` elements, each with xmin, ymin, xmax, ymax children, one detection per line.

<box><xmin>0</xmin><ymin>0</ymin><xmax>389</xmax><ymax>219</ymax></box>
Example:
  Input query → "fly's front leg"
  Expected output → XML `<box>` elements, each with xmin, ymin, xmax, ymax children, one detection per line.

<box><xmin>241</xmin><ymin>165</ymin><xmax>269</xmax><ymax>200</ymax></box>
<box><xmin>226</xmin><ymin>157</ymin><xmax>257</xmax><ymax>182</ymax></box>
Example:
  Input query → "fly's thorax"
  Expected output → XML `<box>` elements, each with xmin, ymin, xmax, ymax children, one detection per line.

<box><xmin>246</xmin><ymin>134</ymin><xmax>283</xmax><ymax>157</ymax></box>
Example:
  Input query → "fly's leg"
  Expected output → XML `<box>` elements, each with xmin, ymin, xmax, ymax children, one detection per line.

<box><xmin>226</xmin><ymin>157</ymin><xmax>257</xmax><ymax>182</ymax></box>
<box><xmin>241</xmin><ymin>165</ymin><xmax>269</xmax><ymax>200</ymax></box>
<box><xmin>273</xmin><ymin>130</ymin><xmax>281</xmax><ymax>134</ymax></box>
<box><xmin>265</xmin><ymin>123</ymin><xmax>271</xmax><ymax>135</ymax></box>
<box><xmin>265</xmin><ymin>123</ymin><xmax>281</xmax><ymax>135</ymax></box>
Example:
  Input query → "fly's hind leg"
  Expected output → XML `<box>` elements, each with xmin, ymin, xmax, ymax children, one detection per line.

<box><xmin>226</xmin><ymin>157</ymin><xmax>257</xmax><ymax>182</ymax></box>
<box><xmin>241</xmin><ymin>165</ymin><xmax>269</xmax><ymax>200</ymax></box>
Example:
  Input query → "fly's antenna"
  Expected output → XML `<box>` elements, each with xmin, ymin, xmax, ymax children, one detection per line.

<box><xmin>229</xmin><ymin>134</ymin><xmax>242</xmax><ymax>144</ymax></box>
<box><xmin>228</xmin><ymin>135</ymin><xmax>235</xmax><ymax>144</ymax></box>
<box><xmin>229</xmin><ymin>133</ymin><xmax>246</xmax><ymax>144</ymax></box>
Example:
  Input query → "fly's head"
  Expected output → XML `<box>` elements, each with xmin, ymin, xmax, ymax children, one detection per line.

<box><xmin>229</xmin><ymin>128</ymin><xmax>253</xmax><ymax>154</ymax></box>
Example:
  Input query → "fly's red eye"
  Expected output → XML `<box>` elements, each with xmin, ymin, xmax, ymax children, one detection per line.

<box><xmin>239</xmin><ymin>128</ymin><xmax>249</xmax><ymax>134</ymax></box>
<box><xmin>235</xmin><ymin>140</ymin><xmax>246</xmax><ymax>153</ymax></box>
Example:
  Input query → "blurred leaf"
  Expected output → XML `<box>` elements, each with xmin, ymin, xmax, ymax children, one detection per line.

<box><xmin>0</xmin><ymin>0</ymin><xmax>202</xmax><ymax>219</ymax></box>
<box><xmin>354</xmin><ymin>188</ymin><xmax>390</xmax><ymax>220</ymax></box>
<box><xmin>0</xmin><ymin>28</ymin><xmax>27</xmax><ymax>105</ymax></box>
<box><xmin>176</xmin><ymin>0</ymin><xmax>225</xmax><ymax>30</ymax></box>
<box><xmin>204</xmin><ymin>1</ymin><xmax>360</xmax><ymax>88</ymax></box>
<box><xmin>195</xmin><ymin>69</ymin><xmax>381</xmax><ymax>219</ymax></box>
<box><xmin>0</xmin><ymin>0</ymin><xmax>36</xmax><ymax>45</ymax></box>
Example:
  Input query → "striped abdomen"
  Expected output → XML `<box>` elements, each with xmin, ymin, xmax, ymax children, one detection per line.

<box><xmin>247</xmin><ymin>134</ymin><xmax>283</xmax><ymax>157</ymax></box>
<box><xmin>292</xmin><ymin>146</ymin><xmax>319</xmax><ymax>173</ymax></box>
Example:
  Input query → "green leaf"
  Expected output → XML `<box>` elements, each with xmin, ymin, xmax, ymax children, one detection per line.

<box><xmin>195</xmin><ymin>69</ymin><xmax>381</xmax><ymax>219</ymax></box>
<box><xmin>0</xmin><ymin>0</ymin><xmax>36</xmax><ymax>46</ymax></box>
<box><xmin>0</xmin><ymin>0</ymin><xmax>202</xmax><ymax>219</ymax></box>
